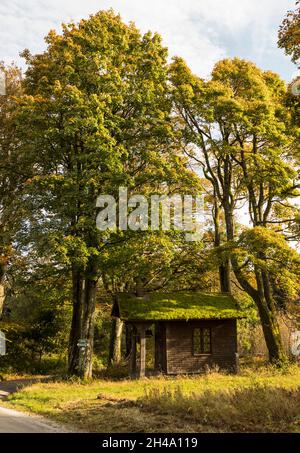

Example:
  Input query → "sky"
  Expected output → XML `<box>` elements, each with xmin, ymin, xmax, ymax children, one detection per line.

<box><xmin>0</xmin><ymin>0</ymin><xmax>298</xmax><ymax>81</ymax></box>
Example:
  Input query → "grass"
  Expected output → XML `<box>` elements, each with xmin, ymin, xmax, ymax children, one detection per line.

<box><xmin>2</xmin><ymin>363</ymin><xmax>300</xmax><ymax>432</ymax></box>
<box><xmin>142</xmin><ymin>383</ymin><xmax>300</xmax><ymax>432</ymax></box>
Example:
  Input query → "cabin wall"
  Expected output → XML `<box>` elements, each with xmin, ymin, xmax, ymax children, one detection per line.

<box><xmin>165</xmin><ymin>319</ymin><xmax>238</xmax><ymax>374</ymax></box>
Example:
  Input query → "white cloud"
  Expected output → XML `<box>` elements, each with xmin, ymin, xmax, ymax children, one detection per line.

<box><xmin>0</xmin><ymin>0</ymin><xmax>297</xmax><ymax>79</ymax></box>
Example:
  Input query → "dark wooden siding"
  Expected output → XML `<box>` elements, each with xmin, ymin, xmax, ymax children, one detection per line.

<box><xmin>155</xmin><ymin>322</ymin><xmax>167</xmax><ymax>373</ymax></box>
<box><xmin>165</xmin><ymin>319</ymin><xmax>237</xmax><ymax>374</ymax></box>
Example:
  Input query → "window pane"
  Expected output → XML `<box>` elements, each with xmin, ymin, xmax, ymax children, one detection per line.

<box><xmin>193</xmin><ymin>328</ymin><xmax>201</xmax><ymax>355</ymax></box>
<box><xmin>202</xmin><ymin>328</ymin><xmax>211</xmax><ymax>353</ymax></box>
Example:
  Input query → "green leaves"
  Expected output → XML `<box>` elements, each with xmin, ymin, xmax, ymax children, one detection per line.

<box><xmin>13</xmin><ymin>10</ymin><xmax>200</xmax><ymax>288</ymax></box>
<box><xmin>236</xmin><ymin>227</ymin><xmax>300</xmax><ymax>299</ymax></box>
<box><xmin>278</xmin><ymin>1</ymin><xmax>300</xmax><ymax>66</ymax></box>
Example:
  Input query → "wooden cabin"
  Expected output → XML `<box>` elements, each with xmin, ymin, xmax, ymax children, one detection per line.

<box><xmin>112</xmin><ymin>292</ymin><xmax>244</xmax><ymax>378</ymax></box>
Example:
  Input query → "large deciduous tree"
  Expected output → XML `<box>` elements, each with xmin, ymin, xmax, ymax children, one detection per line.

<box><xmin>16</xmin><ymin>11</ymin><xmax>196</xmax><ymax>378</ymax></box>
<box><xmin>0</xmin><ymin>63</ymin><xmax>30</xmax><ymax>317</ymax></box>
<box><xmin>170</xmin><ymin>57</ymin><xmax>299</xmax><ymax>364</ymax></box>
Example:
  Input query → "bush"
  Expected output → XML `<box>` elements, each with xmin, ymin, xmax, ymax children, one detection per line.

<box><xmin>0</xmin><ymin>321</ymin><xmax>67</xmax><ymax>374</ymax></box>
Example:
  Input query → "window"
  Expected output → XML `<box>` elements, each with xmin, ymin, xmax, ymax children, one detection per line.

<box><xmin>193</xmin><ymin>327</ymin><xmax>212</xmax><ymax>355</ymax></box>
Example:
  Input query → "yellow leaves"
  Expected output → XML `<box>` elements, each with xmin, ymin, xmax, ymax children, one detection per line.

<box><xmin>25</xmin><ymin>174</ymin><xmax>65</xmax><ymax>192</ymax></box>
<box><xmin>208</xmin><ymin>58</ymin><xmax>289</xmax><ymax>131</ymax></box>
<box><xmin>276</xmin><ymin>271</ymin><xmax>300</xmax><ymax>300</ymax></box>
<box><xmin>53</xmin><ymin>80</ymin><xmax>62</xmax><ymax>94</ymax></box>
<box><xmin>45</xmin><ymin>29</ymin><xmax>59</xmax><ymax>45</ymax></box>
<box><xmin>239</xmin><ymin>227</ymin><xmax>300</xmax><ymax>272</ymax></box>
<box><xmin>53</xmin><ymin>235</ymin><xmax>90</xmax><ymax>268</ymax></box>
<box><xmin>278</xmin><ymin>2</ymin><xmax>300</xmax><ymax>65</ymax></box>
<box><xmin>0</xmin><ymin>254</ymin><xmax>9</xmax><ymax>267</ymax></box>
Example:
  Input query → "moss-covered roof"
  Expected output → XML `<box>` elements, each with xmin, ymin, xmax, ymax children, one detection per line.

<box><xmin>114</xmin><ymin>292</ymin><xmax>245</xmax><ymax>321</ymax></box>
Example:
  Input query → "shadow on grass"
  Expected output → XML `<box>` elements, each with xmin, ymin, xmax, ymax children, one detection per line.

<box><xmin>0</xmin><ymin>377</ymin><xmax>52</xmax><ymax>400</ymax></box>
<box><xmin>48</xmin><ymin>397</ymin><xmax>214</xmax><ymax>433</ymax></box>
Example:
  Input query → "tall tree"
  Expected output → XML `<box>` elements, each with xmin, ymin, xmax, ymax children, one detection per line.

<box><xmin>16</xmin><ymin>11</ymin><xmax>196</xmax><ymax>378</ymax></box>
<box><xmin>170</xmin><ymin>57</ymin><xmax>298</xmax><ymax>364</ymax></box>
<box><xmin>0</xmin><ymin>63</ymin><xmax>30</xmax><ymax>317</ymax></box>
<box><xmin>279</xmin><ymin>1</ymin><xmax>300</xmax><ymax>240</ymax></box>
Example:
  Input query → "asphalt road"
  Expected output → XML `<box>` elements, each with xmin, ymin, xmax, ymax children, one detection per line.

<box><xmin>0</xmin><ymin>378</ymin><xmax>72</xmax><ymax>433</ymax></box>
<box><xmin>0</xmin><ymin>405</ymin><xmax>69</xmax><ymax>433</ymax></box>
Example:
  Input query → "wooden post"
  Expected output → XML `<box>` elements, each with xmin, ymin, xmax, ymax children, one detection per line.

<box><xmin>125</xmin><ymin>324</ymin><xmax>132</xmax><ymax>359</ymax></box>
<box><xmin>137</xmin><ymin>326</ymin><xmax>146</xmax><ymax>379</ymax></box>
<box><xmin>129</xmin><ymin>329</ymin><xmax>137</xmax><ymax>378</ymax></box>
<box><xmin>234</xmin><ymin>352</ymin><xmax>240</xmax><ymax>374</ymax></box>
<box><xmin>154</xmin><ymin>322</ymin><xmax>162</xmax><ymax>373</ymax></box>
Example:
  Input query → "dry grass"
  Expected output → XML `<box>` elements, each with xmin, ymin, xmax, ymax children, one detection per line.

<box><xmin>3</xmin><ymin>364</ymin><xmax>300</xmax><ymax>432</ymax></box>
<box><xmin>141</xmin><ymin>383</ymin><xmax>300</xmax><ymax>432</ymax></box>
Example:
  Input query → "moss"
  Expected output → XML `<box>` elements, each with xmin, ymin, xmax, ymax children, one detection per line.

<box><xmin>116</xmin><ymin>292</ymin><xmax>245</xmax><ymax>321</ymax></box>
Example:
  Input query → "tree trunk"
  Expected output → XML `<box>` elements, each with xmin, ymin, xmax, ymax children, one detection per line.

<box><xmin>0</xmin><ymin>281</ymin><xmax>5</xmax><ymax>319</ymax></box>
<box><xmin>68</xmin><ymin>268</ymin><xmax>84</xmax><ymax>375</ymax></box>
<box><xmin>219</xmin><ymin>262</ymin><xmax>231</xmax><ymax>293</ymax></box>
<box><xmin>256</xmin><ymin>267</ymin><xmax>286</xmax><ymax>363</ymax></box>
<box><xmin>213</xmin><ymin>197</ymin><xmax>231</xmax><ymax>293</ymax></box>
<box><xmin>0</xmin><ymin>264</ymin><xmax>6</xmax><ymax>319</ymax></box>
<box><xmin>232</xmin><ymin>258</ymin><xmax>286</xmax><ymax>364</ymax></box>
<box><xmin>108</xmin><ymin>318</ymin><xmax>124</xmax><ymax>365</ymax></box>
<box><xmin>222</xmin><ymin>186</ymin><xmax>286</xmax><ymax>365</ymax></box>
<box><xmin>80</xmin><ymin>282</ymin><xmax>97</xmax><ymax>378</ymax></box>
<box><xmin>221</xmin><ymin>200</ymin><xmax>233</xmax><ymax>294</ymax></box>
<box><xmin>256</xmin><ymin>294</ymin><xmax>286</xmax><ymax>363</ymax></box>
